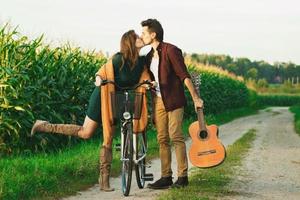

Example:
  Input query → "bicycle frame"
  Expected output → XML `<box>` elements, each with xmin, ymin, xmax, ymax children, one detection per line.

<box><xmin>100</xmin><ymin>79</ymin><xmax>153</xmax><ymax>196</ymax></box>
<box><xmin>119</xmin><ymin>91</ymin><xmax>131</xmax><ymax>163</ymax></box>
<box><xmin>119</xmin><ymin>91</ymin><xmax>148</xmax><ymax>169</ymax></box>
<box><xmin>132</xmin><ymin>133</ymin><xmax>147</xmax><ymax>164</ymax></box>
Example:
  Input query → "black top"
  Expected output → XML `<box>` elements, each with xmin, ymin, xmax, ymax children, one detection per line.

<box><xmin>113</xmin><ymin>53</ymin><xmax>146</xmax><ymax>88</ymax></box>
<box><xmin>86</xmin><ymin>53</ymin><xmax>146</xmax><ymax>123</ymax></box>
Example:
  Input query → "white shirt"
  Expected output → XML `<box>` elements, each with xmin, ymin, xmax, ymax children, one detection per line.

<box><xmin>139</xmin><ymin>45</ymin><xmax>151</xmax><ymax>56</ymax></box>
<box><xmin>150</xmin><ymin>57</ymin><xmax>161</xmax><ymax>97</ymax></box>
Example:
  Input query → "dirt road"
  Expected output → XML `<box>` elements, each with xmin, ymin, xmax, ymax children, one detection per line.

<box><xmin>63</xmin><ymin>107</ymin><xmax>300</xmax><ymax>200</ymax></box>
<box><xmin>223</xmin><ymin>107</ymin><xmax>300</xmax><ymax>200</ymax></box>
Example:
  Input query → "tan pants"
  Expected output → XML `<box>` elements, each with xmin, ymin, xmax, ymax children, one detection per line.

<box><xmin>154</xmin><ymin>96</ymin><xmax>188</xmax><ymax>177</ymax></box>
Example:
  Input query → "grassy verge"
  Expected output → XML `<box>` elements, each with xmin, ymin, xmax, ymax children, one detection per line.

<box><xmin>289</xmin><ymin>106</ymin><xmax>300</xmax><ymax>135</ymax></box>
<box><xmin>205</xmin><ymin>107</ymin><xmax>259</xmax><ymax>125</ymax></box>
<box><xmin>0</xmin><ymin>107</ymin><xmax>258</xmax><ymax>200</ymax></box>
<box><xmin>0</xmin><ymin>140</ymin><xmax>100</xmax><ymax>200</ymax></box>
<box><xmin>158</xmin><ymin>129</ymin><xmax>257</xmax><ymax>200</ymax></box>
<box><xmin>257</xmin><ymin>94</ymin><xmax>300</xmax><ymax>106</ymax></box>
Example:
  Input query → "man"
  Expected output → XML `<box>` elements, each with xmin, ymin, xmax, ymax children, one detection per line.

<box><xmin>140</xmin><ymin>18</ymin><xmax>203</xmax><ymax>189</ymax></box>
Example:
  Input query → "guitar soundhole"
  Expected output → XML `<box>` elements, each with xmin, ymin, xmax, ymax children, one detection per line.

<box><xmin>199</xmin><ymin>130</ymin><xmax>208</xmax><ymax>139</ymax></box>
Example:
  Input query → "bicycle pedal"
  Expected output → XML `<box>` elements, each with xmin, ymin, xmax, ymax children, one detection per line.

<box><xmin>115</xmin><ymin>143</ymin><xmax>121</xmax><ymax>151</ymax></box>
<box><xmin>142</xmin><ymin>164</ymin><xmax>151</xmax><ymax>168</ymax></box>
<box><xmin>142</xmin><ymin>173</ymin><xmax>154</xmax><ymax>181</ymax></box>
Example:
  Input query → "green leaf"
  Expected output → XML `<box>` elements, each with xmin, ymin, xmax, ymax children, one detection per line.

<box><xmin>0</xmin><ymin>104</ymin><xmax>13</xmax><ymax>109</ymax></box>
<box><xmin>14</xmin><ymin>106</ymin><xmax>25</xmax><ymax>111</ymax></box>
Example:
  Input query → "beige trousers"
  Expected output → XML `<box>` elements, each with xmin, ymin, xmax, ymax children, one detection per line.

<box><xmin>154</xmin><ymin>96</ymin><xmax>188</xmax><ymax>177</ymax></box>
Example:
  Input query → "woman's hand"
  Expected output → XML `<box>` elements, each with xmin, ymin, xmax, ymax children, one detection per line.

<box><xmin>94</xmin><ymin>75</ymin><xmax>102</xmax><ymax>86</ymax></box>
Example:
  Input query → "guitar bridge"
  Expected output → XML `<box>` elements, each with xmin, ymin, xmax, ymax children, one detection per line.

<box><xmin>198</xmin><ymin>150</ymin><xmax>216</xmax><ymax>156</ymax></box>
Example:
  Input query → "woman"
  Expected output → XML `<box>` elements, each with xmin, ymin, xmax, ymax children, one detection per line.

<box><xmin>31</xmin><ymin>30</ymin><xmax>151</xmax><ymax>192</ymax></box>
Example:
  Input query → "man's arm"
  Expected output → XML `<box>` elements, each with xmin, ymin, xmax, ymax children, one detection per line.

<box><xmin>168</xmin><ymin>45</ymin><xmax>204</xmax><ymax>110</ymax></box>
<box><xmin>167</xmin><ymin>45</ymin><xmax>191</xmax><ymax>82</ymax></box>
<box><xmin>184</xmin><ymin>78</ymin><xmax>204</xmax><ymax>110</ymax></box>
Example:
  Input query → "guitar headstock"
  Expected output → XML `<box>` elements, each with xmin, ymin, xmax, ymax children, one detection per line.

<box><xmin>190</xmin><ymin>72</ymin><xmax>201</xmax><ymax>96</ymax></box>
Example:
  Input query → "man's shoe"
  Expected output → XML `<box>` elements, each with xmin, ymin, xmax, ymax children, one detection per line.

<box><xmin>171</xmin><ymin>176</ymin><xmax>188</xmax><ymax>188</ymax></box>
<box><xmin>147</xmin><ymin>176</ymin><xmax>173</xmax><ymax>189</ymax></box>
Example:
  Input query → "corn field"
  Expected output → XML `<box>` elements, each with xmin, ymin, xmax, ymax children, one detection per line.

<box><xmin>0</xmin><ymin>24</ymin><xmax>106</xmax><ymax>156</ymax></box>
<box><xmin>183</xmin><ymin>62</ymin><xmax>250</xmax><ymax>117</ymax></box>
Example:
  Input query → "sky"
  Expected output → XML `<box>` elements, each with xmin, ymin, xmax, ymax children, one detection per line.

<box><xmin>1</xmin><ymin>0</ymin><xmax>300</xmax><ymax>64</ymax></box>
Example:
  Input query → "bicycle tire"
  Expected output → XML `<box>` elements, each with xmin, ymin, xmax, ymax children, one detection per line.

<box><xmin>135</xmin><ymin>133</ymin><xmax>146</xmax><ymax>189</ymax></box>
<box><xmin>121</xmin><ymin>122</ymin><xmax>133</xmax><ymax>196</ymax></box>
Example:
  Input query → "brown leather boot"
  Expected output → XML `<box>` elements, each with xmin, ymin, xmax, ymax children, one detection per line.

<box><xmin>99</xmin><ymin>146</ymin><xmax>114</xmax><ymax>192</ymax></box>
<box><xmin>31</xmin><ymin>120</ymin><xmax>82</xmax><ymax>137</ymax></box>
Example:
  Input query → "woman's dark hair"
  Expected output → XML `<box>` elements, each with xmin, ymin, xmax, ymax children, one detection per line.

<box><xmin>120</xmin><ymin>30</ymin><xmax>139</xmax><ymax>70</ymax></box>
<box><xmin>141</xmin><ymin>18</ymin><xmax>164</xmax><ymax>42</ymax></box>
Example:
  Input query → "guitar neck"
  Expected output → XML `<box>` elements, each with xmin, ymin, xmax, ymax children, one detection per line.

<box><xmin>191</xmin><ymin>72</ymin><xmax>207</xmax><ymax>131</ymax></box>
<box><xmin>197</xmin><ymin>107</ymin><xmax>207</xmax><ymax>131</ymax></box>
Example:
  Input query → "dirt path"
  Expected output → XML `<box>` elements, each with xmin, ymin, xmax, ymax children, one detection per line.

<box><xmin>223</xmin><ymin>107</ymin><xmax>300</xmax><ymax>200</ymax></box>
<box><xmin>63</xmin><ymin>107</ymin><xmax>300</xmax><ymax>200</ymax></box>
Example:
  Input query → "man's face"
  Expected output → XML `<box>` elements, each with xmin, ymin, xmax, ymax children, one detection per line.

<box><xmin>141</xmin><ymin>26</ymin><xmax>155</xmax><ymax>45</ymax></box>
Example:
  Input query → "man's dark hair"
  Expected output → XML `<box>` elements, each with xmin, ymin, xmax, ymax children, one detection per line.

<box><xmin>141</xmin><ymin>18</ymin><xmax>164</xmax><ymax>42</ymax></box>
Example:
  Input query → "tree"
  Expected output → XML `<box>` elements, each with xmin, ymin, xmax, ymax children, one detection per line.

<box><xmin>246</xmin><ymin>68</ymin><xmax>258</xmax><ymax>80</ymax></box>
<box><xmin>257</xmin><ymin>78</ymin><xmax>269</xmax><ymax>88</ymax></box>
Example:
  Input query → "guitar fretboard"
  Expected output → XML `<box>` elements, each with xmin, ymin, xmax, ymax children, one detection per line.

<box><xmin>190</xmin><ymin>72</ymin><xmax>207</xmax><ymax>132</ymax></box>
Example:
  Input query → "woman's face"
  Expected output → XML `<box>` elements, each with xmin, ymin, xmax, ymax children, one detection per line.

<box><xmin>135</xmin><ymin>35</ymin><xmax>145</xmax><ymax>48</ymax></box>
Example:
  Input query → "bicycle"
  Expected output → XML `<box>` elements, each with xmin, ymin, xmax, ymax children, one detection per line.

<box><xmin>100</xmin><ymin>79</ymin><xmax>154</xmax><ymax>196</ymax></box>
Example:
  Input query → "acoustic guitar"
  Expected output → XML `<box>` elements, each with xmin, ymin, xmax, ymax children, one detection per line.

<box><xmin>189</xmin><ymin>73</ymin><xmax>226</xmax><ymax>168</ymax></box>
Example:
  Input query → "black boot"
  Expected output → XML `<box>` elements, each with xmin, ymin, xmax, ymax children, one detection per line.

<box><xmin>147</xmin><ymin>176</ymin><xmax>173</xmax><ymax>189</ymax></box>
<box><xmin>171</xmin><ymin>176</ymin><xmax>188</xmax><ymax>188</ymax></box>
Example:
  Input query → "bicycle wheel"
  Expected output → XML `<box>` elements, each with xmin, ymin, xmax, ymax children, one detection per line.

<box><xmin>121</xmin><ymin>122</ymin><xmax>133</xmax><ymax>196</ymax></box>
<box><xmin>135</xmin><ymin>133</ymin><xmax>146</xmax><ymax>189</ymax></box>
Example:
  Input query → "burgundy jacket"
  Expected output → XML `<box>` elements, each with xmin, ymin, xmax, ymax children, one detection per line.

<box><xmin>146</xmin><ymin>42</ymin><xmax>191</xmax><ymax>112</ymax></box>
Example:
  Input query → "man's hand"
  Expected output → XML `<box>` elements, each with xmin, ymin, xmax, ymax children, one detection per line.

<box><xmin>144</xmin><ymin>81</ymin><xmax>157</xmax><ymax>89</ymax></box>
<box><xmin>193</xmin><ymin>97</ymin><xmax>204</xmax><ymax>112</ymax></box>
<box><xmin>151</xmin><ymin>81</ymin><xmax>158</xmax><ymax>88</ymax></box>
<box><xmin>183</xmin><ymin>78</ymin><xmax>204</xmax><ymax>111</ymax></box>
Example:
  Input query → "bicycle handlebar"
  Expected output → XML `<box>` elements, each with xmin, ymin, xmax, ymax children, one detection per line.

<box><xmin>100</xmin><ymin>79</ymin><xmax>155</xmax><ymax>91</ymax></box>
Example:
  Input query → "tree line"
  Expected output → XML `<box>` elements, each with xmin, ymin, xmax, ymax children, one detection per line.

<box><xmin>189</xmin><ymin>53</ymin><xmax>300</xmax><ymax>84</ymax></box>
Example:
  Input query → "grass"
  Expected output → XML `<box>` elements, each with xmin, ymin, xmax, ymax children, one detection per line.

<box><xmin>0</xmin><ymin>140</ymin><xmax>100</xmax><ymax>200</ymax></box>
<box><xmin>257</xmin><ymin>94</ymin><xmax>300</xmax><ymax>106</ymax></box>
<box><xmin>158</xmin><ymin>129</ymin><xmax>257</xmax><ymax>200</ymax></box>
<box><xmin>205</xmin><ymin>107</ymin><xmax>258</xmax><ymax>125</ymax></box>
<box><xmin>256</xmin><ymin>83</ymin><xmax>300</xmax><ymax>94</ymax></box>
<box><xmin>0</xmin><ymin>139</ymin><xmax>145</xmax><ymax>200</ymax></box>
<box><xmin>289</xmin><ymin>106</ymin><xmax>300</xmax><ymax>135</ymax></box>
<box><xmin>0</xmin><ymin>106</ymin><xmax>258</xmax><ymax>200</ymax></box>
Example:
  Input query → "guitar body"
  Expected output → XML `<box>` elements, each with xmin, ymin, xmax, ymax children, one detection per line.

<box><xmin>188</xmin><ymin>72</ymin><xmax>226</xmax><ymax>168</ymax></box>
<box><xmin>189</xmin><ymin>121</ymin><xmax>226</xmax><ymax>168</ymax></box>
